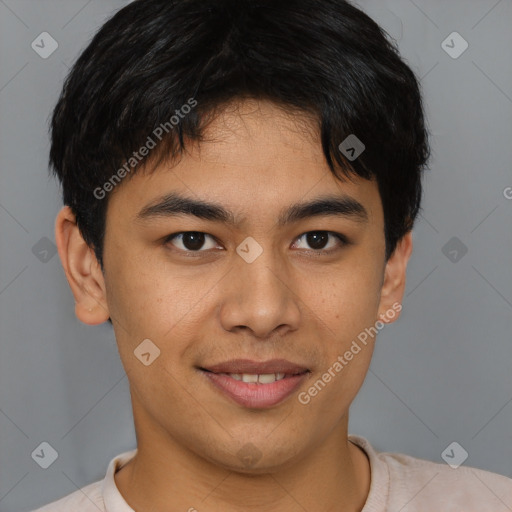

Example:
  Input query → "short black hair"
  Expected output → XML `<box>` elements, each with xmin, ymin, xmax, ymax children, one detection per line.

<box><xmin>49</xmin><ymin>0</ymin><xmax>430</xmax><ymax>269</ymax></box>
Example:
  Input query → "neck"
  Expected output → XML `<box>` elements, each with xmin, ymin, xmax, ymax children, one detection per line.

<box><xmin>115</xmin><ymin>395</ymin><xmax>370</xmax><ymax>512</ymax></box>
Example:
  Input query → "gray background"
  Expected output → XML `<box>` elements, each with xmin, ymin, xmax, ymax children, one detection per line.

<box><xmin>1</xmin><ymin>0</ymin><xmax>511</xmax><ymax>510</ymax></box>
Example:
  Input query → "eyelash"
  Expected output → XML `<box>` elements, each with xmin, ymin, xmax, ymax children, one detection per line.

<box><xmin>163</xmin><ymin>231</ymin><xmax>349</xmax><ymax>256</ymax></box>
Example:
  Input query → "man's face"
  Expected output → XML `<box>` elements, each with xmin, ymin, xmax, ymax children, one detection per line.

<box><xmin>69</xmin><ymin>100</ymin><xmax>409</xmax><ymax>471</ymax></box>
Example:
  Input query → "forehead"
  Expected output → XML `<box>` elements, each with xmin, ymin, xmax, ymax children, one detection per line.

<box><xmin>106</xmin><ymin>99</ymin><xmax>383</xmax><ymax>228</ymax></box>
<box><xmin>196</xmin><ymin>100</ymin><xmax>319</xmax><ymax>157</ymax></box>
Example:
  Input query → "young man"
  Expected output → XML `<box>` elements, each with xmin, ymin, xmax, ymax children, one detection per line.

<box><xmin>34</xmin><ymin>0</ymin><xmax>512</xmax><ymax>510</ymax></box>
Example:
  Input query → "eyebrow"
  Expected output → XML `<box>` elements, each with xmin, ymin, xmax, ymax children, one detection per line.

<box><xmin>136</xmin><ymin>192</ymin><xmax>368</xmax><ymax>227</ymax></box>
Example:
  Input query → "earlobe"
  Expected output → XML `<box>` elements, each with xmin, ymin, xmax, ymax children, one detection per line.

<box><xmin>55</xmin><ymin>206</ymin><xmax>110</xmax><ymax>325</ymax></box>
<box><xmin>377</xmin><ymin>231</ymin><xmax>413</xmax><ymax>323</ymax></box>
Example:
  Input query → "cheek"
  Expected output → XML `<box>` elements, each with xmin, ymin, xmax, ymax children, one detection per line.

<box><xmin>105</xmin><ymin>241</ymin><xmax>179</xmax><ymax>322</ymax></box>
<box><xmin>104</xmin><ymin>249</ymin><xmax>222</xmax><ymax>361</ymax></box>
<box><xmin>304</xmin><ymin>258</ymin><xmax>383</xmax><ymax>335</ymax></box>
<box><xmin>296</xmin><ymin>267</ymin><xmax>381</xmax><ymax>417</ymax></box>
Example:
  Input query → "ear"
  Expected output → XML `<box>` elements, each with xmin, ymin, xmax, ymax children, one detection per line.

<box><xmin>55</xmin><ymin>206</ymin><xmax>110</xmax><ymax>325</ymax></box>
<box><xmin>377</xmin><ymin>231</ymin><xmax>413</xmax><ymax>323</ymax></box>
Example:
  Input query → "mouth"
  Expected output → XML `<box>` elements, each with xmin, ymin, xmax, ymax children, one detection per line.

<box><xmin>198</xmin><ymin>359</ymin><xmax>311</xmax><ymax>408</ymax></box>
<box><xmin>199</xmin><ymin>358</ymin><xmax>310</xmax><ymax>376</ymax></box>
<box><xmin>200</xmin><ymin>368</ymin><xmax>309</xmax><ymax>383</ymax></box>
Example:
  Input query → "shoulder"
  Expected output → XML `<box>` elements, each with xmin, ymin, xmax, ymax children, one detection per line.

<box><xmin>350</xmin><ymin>435</ymin><xmax>512</xmax><ymax>512</ymax></box>
<box><xmin>30</xmin><ymin>480</ymin><xmax>104</xmax><ymax>512</ymax></box>
<box><xmin>383</xmin><ymin>450</ymin><xmax>512</xmax><ymax>511</ymax></box>
<box><xmin>29</xmin><ymin>449</ymin><xmax>137</xmax><ymax>512</ymax></box>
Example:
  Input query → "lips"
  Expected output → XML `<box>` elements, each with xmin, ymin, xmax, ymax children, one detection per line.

<box><xmin>200</xmin><ymin>358</ymin><xmax>309</xmax><ymax>375</ymax></box>
<box><xmin>200</xmin><ymin>369</ymin><xmax>310</xmax><ymax>408</ymax></box>
<box><xmin>199</xmin><ymin>358</ymin><xmax>311</xmax><ymax>408</ymax></box>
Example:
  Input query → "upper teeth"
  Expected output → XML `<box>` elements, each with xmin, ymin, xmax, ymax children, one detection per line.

<box><xmin>223</xmin><ymin>373</ymin><xmax>286</xmax><ymax>383</ymax></box>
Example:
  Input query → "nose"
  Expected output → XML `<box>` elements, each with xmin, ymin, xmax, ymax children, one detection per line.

<box><xmin>219</xmin><ymin>247</ymin><xmax>301</xmax><ymax>339</ymax></box>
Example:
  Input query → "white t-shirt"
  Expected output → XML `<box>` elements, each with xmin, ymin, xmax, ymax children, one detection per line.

<box><xmin>31</xmin><ymin>435</ymin><xmax>512</xmax><ymax>511</ymax></box>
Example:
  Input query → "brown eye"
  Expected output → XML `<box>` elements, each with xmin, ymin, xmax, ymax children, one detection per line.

<box><xmin>164</xmin><ymin>232</ymin><xmax>219</xmax><ymax>252</ymax></box>
<box><xmin>293</xmin><ymin>231</ymin><xmax>348</xmax><ymax>252</ymax></box>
